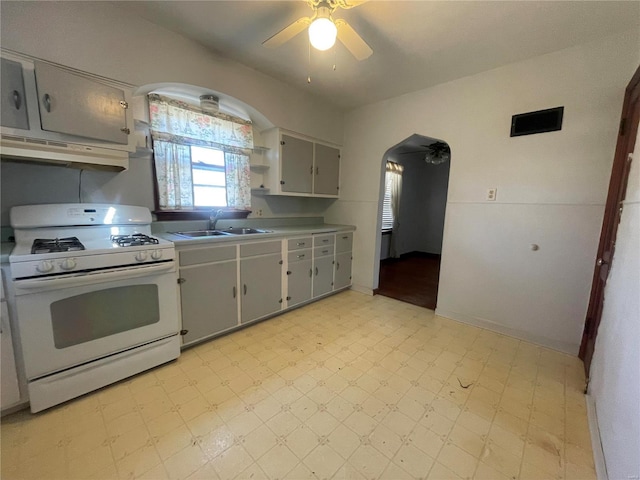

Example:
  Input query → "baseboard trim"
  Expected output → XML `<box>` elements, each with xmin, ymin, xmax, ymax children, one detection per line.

<box><xmin>351</xmin><ymin>284</ymin><xmax>374</xmax><ymax>296</ymax></box>
<box><xmin>585</xmin><ymin>394</ymin><xmax>608</xmax><ymax>480</ymax></box>
<box><xmin>434</xmin><ymin>308</ymin><xmax>578</xmax><ymax>354</ymax></box>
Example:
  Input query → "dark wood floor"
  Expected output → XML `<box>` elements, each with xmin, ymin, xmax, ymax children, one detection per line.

<box><xmin>377</xmin><ymin>252</ymin><xmax>441</xmax><ymax>310</ymax></box>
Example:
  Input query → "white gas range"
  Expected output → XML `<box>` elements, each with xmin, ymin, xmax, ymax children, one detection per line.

<box><xmin>8</xmin><ymin>203</ymin><xmax>181</xmax><ymax>413</ymax></box>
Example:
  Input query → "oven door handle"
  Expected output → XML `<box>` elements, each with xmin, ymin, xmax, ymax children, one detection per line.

<box><xmin>14</xmin><ymin>262</ymin><xmax>176</xmax><ymax>291</ymax></box>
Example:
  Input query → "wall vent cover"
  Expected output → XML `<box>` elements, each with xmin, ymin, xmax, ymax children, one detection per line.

<box><xmin>510</xmin><ymin>106</ymin><xmax>564</xmax><ymax>137</ymax></box>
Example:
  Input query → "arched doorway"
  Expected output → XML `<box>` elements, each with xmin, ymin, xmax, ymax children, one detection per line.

<box><xmin>375</xmin><ymin>134</ymin><xmax>451</xmax><ymax>309</ymax></box>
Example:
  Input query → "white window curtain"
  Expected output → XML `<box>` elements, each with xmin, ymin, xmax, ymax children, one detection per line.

<box><xmin>153</xmin><ymin>141</ymin><xmax>193</xmax><ymax>210</ymax></box>
<box><xmin>386</xmin><ymin>161</ymin><xmax>404</xmax><ymax>258</ymax></box>
<box><xmin>148</xmin><ymin>93</ymin><xmax>253</xmax><ymax>210</ymax></box>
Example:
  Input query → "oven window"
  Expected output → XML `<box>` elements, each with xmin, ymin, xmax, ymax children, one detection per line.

<box><xmin>50</xmin><ymin>285</ymin><xmax>160</xmax><ymax>349</ymax></box>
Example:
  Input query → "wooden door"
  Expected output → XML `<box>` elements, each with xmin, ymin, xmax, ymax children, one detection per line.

<box><xmin>280</xmin><ymin>134</ymin><xmax>313</xmax><ymax>193</ymax></box>
<box><xmin>314</xmin><ymin>143</ymin><xmax>340</xmax><ymax>195</ymax></box>
<box><xmin>579</xmin><ymin>65</ymin><xmax>640</xmax><ymax>377</ymax></box>
<box><xmin>34</xmin><ymin>61</ymin><xmax>129</xmax><ymax>144</ymax></box>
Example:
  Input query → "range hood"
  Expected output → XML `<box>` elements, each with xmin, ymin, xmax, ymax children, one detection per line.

<box><xmin>1</xmin><ymin>133</ymin><xmax>129</xmax><ymax>172</ymax></box>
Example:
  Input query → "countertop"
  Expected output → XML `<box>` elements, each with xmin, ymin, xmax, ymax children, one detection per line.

<box><xmin>158</xmin><ymin>223</ymin><xmax>355</xmax><ymax>247</ymax></box>
<box><xmin>1</xmin><ymin>242</ymin><xmax>14</xmax><ymax>264</ymax></box>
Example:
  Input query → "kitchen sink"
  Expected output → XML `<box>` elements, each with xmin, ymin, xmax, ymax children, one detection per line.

<box><xmin>170</xmin><ymin>228</ymin><xmax>272</xmax><ymax>238</ymax></box>
<box><xmin>223</xmin><ymin>228</ymin><xmax>273</xmax><ymax>235</ymax></box>
<box><xmin>170</xmin><ymin>230</ymin><xmax>233</xmax><ymax>238</ymax></box>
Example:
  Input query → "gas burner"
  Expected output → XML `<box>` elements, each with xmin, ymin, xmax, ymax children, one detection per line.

<box><xmin>111</xmin><ymin>233</ymin><xmax>160</xmax><ymax>247</ymax></box>
<box><xmin>31</xmin><ymin>237</ymin><xmax>85</xmax><ymax>254</ymax></box>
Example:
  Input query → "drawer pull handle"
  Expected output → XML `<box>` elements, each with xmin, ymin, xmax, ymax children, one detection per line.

<box><xmin>342</xmin><ymin>236</ymin><xmax>349</xmax><ymax>239</ymax></box>
<box><xmin>297</xmin><ymin>242</ymin><xmax>306</xmax><ymax>246</ymax></box>
<box><xmin>233</xmin><ymin>286</ymin><xmax>236</xmax><ymax>298</ymax></box>
<box><xmin>286</xmin><ymin>271</ymin><xmax>291</xmax><ymax>275</ymax></box>
<box><xmin>12</xmin><ymin>90</ymin><xmax>22</xmax><ymax>110</ymax></box>
<box><xmin>322</xmin><ymin>250</ymin><xmax>329</xmax><ymax>254</ymax></box>
<box><xmin>309</xmin><ymin>268</ymin><xmax>313</xmax><ymax>277</ymax></box>
<box><xmin>243</xmin><ymin>284</ymin><xmax>247</xmax><ymax>295</ymax></box>
<box><xmin>42</xmin><ymin>93</ymin><xmax>52</xmax><ymax>112</ymax></box>
<box><xmin>287</xmin><ymin>296</ymin><xmax>291</xmax><ymax>301</ymax></box>
<box><xmin>297</xmin><ymin>254</ymin><xmax>305</xmax><ymax>259</ymax></box>
<box><xmin>322</xmin><ymin>239</ymin><xmax>329</xmax><ymax>243</ymax></box>
<box><xmin>315</xmin><ymin>267</ymin><xmax>318</xmax><ymax>276</ymax></box>
<box><xmin>336</xmin><ymin>262</ymin><xmax>340</xmax><ymax>270</ymax></box>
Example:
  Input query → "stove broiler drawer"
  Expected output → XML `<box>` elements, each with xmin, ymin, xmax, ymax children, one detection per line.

<box><xmin>14</xmin><ymin>262</ymin><xmax>179</xmax><ymax>382</ymax></box>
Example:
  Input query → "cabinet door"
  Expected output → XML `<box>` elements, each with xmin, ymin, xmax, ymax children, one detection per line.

<box><xmin>287</xmin><ymin>259</ymin><xmax>312</xmax><ymax>307</ymax></box>
<box><xmin>1</xmin><ymin>58</ymin><xmax>29</xmax><ymax>130</ymax></box>
<box><xmin>281</xmin><ymin>134</ymin><xmax>313</xmax><ymax>193</ymax></box>
<box><xmin>1</xmin><ymin>302</ymin><xmax>21</xmax><ymax>409</ymax></box>
<box><xmin>313</xmin><ymin>255</ymin><xmax>334</xmax><ymax>298</ymax></box>
<box><xmin>334</xmin><ymin>252</ymin><xmax>353</xmax><ymax>290</ymax></box>
<box><xmin>313</xmin><ymin>143</ymin><xmax>340</xmax><ymax>195</ymax></box>
<box><xmin>34</xmin><ymin>61</ymin><xmax>129</xmax><ymax>144</ymax></box>
<box><xmin>241</xmin><ymin>254</ymin><xmax>282</xmax><ymax>323</ymax></box>
<box><xmin>179</xmin><ymin>260</ymin><xmax>238</xmax><ymax>346</ymax></box>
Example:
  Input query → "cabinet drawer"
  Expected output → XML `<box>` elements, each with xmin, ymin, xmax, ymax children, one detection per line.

<box><xmin>179</xmin><ymin>245</ymin><xmax>236</xmax><ymax>266</ymax></box>
<box><xmin>287</xmin><ymin>237</ymin><xmax>312</xmax><ymax>251</ymax></box>
<box><xmin>314</xmin><ymin>245</ymin><xmax>334</xmax><ymax>259</ymax></box>
<box><xmin>336</xmin><ymin>232</ymin><xmax>353</xmax><ymax>253</ymax></box>
<box><xmin>288</xmin><ymin>249</ymin><xmax>312</xmax><ymax>264</ymax></box>
<box><xmin>240</xmin><ymin>240</ymin><xmax>281</xmax><ymax>258</ymax></box>
<box><xmin>313</xmin><ymin>234</ymin><xmax>335</xmax><ymax>247</ymax></box>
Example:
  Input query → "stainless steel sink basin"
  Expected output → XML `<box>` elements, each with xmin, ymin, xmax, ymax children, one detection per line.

<box><xmin>223</xmin><ymin>228</ymin><xmax>272</xmax><ymax>235</ymax></box>
<box><xmin>170</xmin><ymin>230</ymin><xmax>233</xmax><ymax>238</ymax></box>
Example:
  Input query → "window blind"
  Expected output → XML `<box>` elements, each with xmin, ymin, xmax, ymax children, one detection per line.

<box><xmin>382</xmin><ymin>173</ymin><xmax>394</xmax><ymax>230</ymax></box>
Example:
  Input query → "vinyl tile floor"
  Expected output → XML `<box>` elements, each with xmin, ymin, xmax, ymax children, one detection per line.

<box><xmin>1</xmin><ymin>290</ymin><xmax>596</xmax><ymax>480</ymax></box>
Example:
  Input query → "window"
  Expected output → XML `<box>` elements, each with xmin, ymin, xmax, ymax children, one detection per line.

<box><xmin>191</xmin><ymin>146</ymin><xmax>227</xmax><ymax>207</ymax></box>
<box><xmin>382</xmin><ymin>173</ymin><xmax>394</xmax><ymax>230</ymax></box>
<box><xmin>148</xmin><ymin>93</ymin><xmax>253</xmax><ymax>215</ymax></box>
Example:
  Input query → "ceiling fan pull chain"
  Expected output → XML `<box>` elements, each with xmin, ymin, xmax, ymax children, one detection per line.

<box><xmin>308</xmin><ymin>41</ymin><xmax>312</xmax><ymax>83</ymax></box>
<box><xmin>333</xmin><ymin>42</ymin><xmax>337</xmax><ymax>71</ymax></box>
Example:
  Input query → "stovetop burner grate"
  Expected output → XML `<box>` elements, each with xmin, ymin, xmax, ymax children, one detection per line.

<box><xmin>111</xmin><ymin>233</ymin><xmax>160</xmax><ymax>247</ymax></box>
<box><xmin>31</xmin><ymin>237</ymin><xmax>86</xmax><ymax>254</ymax></box>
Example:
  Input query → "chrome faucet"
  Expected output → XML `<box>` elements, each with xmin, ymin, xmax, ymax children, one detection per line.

<box><xmin>209</xmin><ymin>209</ymin><xmax>225</xmax><ymax>230</ymax></box>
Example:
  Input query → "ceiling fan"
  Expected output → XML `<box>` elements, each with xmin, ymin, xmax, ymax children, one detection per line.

<box><xmin>401</xmin><ymin>141</ymin><xmax>451</xmax><ymax>165</ymax></box>
<box><xmin>262</xmin><ymin>0</ymin><xmax>373</xmax><ymax>61</ymax></box>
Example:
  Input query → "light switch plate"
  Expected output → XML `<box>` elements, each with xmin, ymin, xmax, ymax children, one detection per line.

<box><xmin>486</xmin><ymin>188</ymin><xmax>497</xmax><ymax>201</ymax></box>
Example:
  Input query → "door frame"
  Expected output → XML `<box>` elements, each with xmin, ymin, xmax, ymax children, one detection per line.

<box><xmin>579</xmin><ymin>65</ymin><xmax>640</xmax><ymax>377</ymax></box>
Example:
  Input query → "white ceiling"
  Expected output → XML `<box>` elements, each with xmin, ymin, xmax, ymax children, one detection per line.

<box><xmin>116</xmin><ymin>1</ymin><xmax>640</xmax><ymax>110</ymax></box>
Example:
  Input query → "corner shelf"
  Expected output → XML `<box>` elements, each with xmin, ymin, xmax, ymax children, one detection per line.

<box><xmin>249</xmin><ymin>164</ymin><xmax>270</xmax><ymax>173</ymax></box>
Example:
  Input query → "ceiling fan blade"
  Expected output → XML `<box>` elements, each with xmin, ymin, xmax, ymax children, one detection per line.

<box><xmin>335</xmin><ymin>19</ymin><xmax>372</xmax><ymax>60</ymax></box>
<box><xmin>400</xmin><ymin>151</ymin><xmax>426</xmax><ymax>155</ymax></box>
<box><xmin>263</xmin><ymin>17</ymin><xmax>312</xmax><ymax>48</ymax></box>
<box><xmin>334</xmin><ymin>0</ymin><xmax>368</xmax><ymax>9</ymax></box>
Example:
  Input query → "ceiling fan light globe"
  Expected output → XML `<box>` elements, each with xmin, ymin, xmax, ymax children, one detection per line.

<box><xmin>309</xmin><ymin>17</ymin><xmax>337</xmax><ymax>51</ymax></box>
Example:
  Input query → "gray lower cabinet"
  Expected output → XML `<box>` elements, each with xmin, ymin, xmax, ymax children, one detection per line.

<box><xmin>179</xmin><ymin>259</ymin><xmax>238</xmax><ymax>346</ymax></box>
<box><xmin>287</xmin><ymin>259</ymin><xmax>312</xmax><ymax>307</ymax></box>
<box><xmin>240</xmin><ymin>253</ymin><xmax>283</xmax><ymax>323</ymax></box>
<box><xmin>334</xmin><ymin>252</ymin><xmax>353</xmax><ymax>290</ymax></box>
<box><xmin>1</xmin><ymin>58</ymin><xmax>29</xmax><ymax>130</ymax></box>
<box><xmin>313</xmin><ymin>255</ymin><xmax>334</xmax><ymax>298</ymax></box>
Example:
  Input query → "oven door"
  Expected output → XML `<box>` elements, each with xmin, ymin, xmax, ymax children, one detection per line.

<box><xmin>13</xmin><ymin>262</ymin><xmax>179</xmax><ymax>380</ymax></box>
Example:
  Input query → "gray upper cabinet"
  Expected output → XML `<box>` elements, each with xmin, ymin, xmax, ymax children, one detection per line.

<box><xmin>263</xmin><ymin>128</ymin><xmax>340</xmax><ymax>198</ymax></box>
<box><xmin>34</xmin><ymin>61</ymin><xmax>129</xmax><ymax>144</ymax></box>
<box><xmin>179</xmin><ymin>259</ymin><xmax>238</xmax><ymax>346</ymax></box>
<box><xmin>313</xmin><ymin>143</ymin><xmax>340</xmax><ymax>195</ymax></box>
<box><xmin>280</xmin><ymin>134</ymin><xmax>313</xmax><ymax>194</ymax></box>
<box><xmin>1</xmin><ymin>58</ymin><xmax>29</xmax><ymax>130</ymax></box>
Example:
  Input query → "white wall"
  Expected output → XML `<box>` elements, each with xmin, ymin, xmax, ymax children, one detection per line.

<box><xmin>394</xmin><ymin>158</ymin><xmax>449</xmax><ymax>255</ymax></box>
<box><xmin>325</xmin><ymin>29</ymin><xmax>640</xmax><ymax>353</ymax></box>
<box><xmin>0</xmin><ymin>1</ymin><xmax>343</xmax><ymax>224</ymax></box>
<box><xmin>589</xmin><ymin>127</ymin><xmax>640</xmax><ymax>480</ymax></box>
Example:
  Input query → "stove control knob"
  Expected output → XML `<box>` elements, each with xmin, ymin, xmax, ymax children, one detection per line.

<box><xmin>36</xmin><ymin>260</ymin><xmax>54</xmax><ymax>273</ymax></box>
<box><xmin>135</xmin><ymin>251</ymin><xmax>148</xmax><ymax>262</ymax></box>
<box><xmin>151</xmin><ymin>250</ymin><xmax>163</xmax><ymax>260</ymax></box>
<box><xmin>60</xmin><ymin>258</ymin><xmax>77</xmax><ymax>271</ymax></box>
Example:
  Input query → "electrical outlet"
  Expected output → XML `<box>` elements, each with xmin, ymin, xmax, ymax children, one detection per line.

<box><xmin>486</xmin><ymin>188</ymin><xmax>497</xmax><ymax>201</ymax></box>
